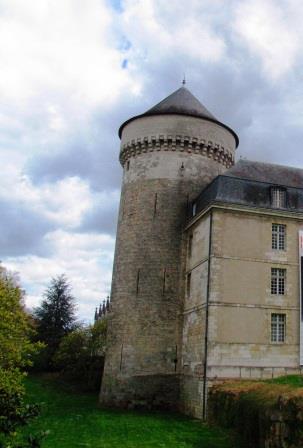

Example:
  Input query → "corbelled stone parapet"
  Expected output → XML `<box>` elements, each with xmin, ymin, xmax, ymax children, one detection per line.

<box><xmin>120</xmin><ymin>134</ymin><xmax>234</xmax><ymax>168</ymax></box>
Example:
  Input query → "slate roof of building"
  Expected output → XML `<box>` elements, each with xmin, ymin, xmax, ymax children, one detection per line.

<box><xmin>225</xmin><ymin>159</ymin><xmax>303</xmax><ymax>189</ymax></box>
<box><xmin>118</xmin><ymin>86</ymin><xmax>239</xmax><ymax>146</ymax></box>
<box><xmin>190</xmin><ymin>159</ymin><xmax>303</xmax><ymax>219</ymax></box>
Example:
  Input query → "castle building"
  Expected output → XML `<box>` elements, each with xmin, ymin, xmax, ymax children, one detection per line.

<box><xmin>100</xmin><ymin>84</ymin><xmax>303</xmax><ymax>419</ymax></box>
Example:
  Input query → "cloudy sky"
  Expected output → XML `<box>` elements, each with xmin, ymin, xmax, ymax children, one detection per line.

<box><xmin>1</xmin><ymin>0</ymin><xmax>303</xmax><ymax>322</ymax></box>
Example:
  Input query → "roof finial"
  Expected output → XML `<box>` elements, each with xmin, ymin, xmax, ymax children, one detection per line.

<box><xmin>182</xmin><ymin>73</ymin><xmax>186</xmax><ymax>86</ymax></box>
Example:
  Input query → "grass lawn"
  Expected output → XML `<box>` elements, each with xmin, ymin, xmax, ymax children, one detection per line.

<box><xmin>266</xmin><ymin>374</ymin><xmax>303</xmax><ymax>388</ymax></box>
<box><xmin>19</xmin><ymin>375</ymin><xmax>236</xmax><ymax>448</ymax></box>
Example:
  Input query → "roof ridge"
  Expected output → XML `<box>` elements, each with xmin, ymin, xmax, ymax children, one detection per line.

<box><xmin>225</xmin><ymin>159</ymin><xmax>303</xmax><ymax>189</ymax></box>
<box><xmin>235</xmin><ymin>159</ymin><xmax>303</xmax><ymax>172</ymax></box>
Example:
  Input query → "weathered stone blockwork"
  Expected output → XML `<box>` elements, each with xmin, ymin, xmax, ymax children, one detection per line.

<box><xmin>100</xmin><ymin>88</ymin><xmax>237</xmax><ymax>410</ymax></box>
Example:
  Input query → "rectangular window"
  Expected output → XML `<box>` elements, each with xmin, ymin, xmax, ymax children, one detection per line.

<box><xmin>271</xmin><ymin>313</ymin><xmax>286</xmax><ymax>342</ymax></box>
<box><xmin>272</xmin><ymin>224</ymin><xmax>286</xmax><ymax>250</ymax></box>
<box><xmin>271</xmin><ymin>187</ymin><xmax>286</xmax><ymax>208</ymax></box>
<box><xmin>188</xmin><ymin>234</ymin><xmax>193</xmax><ymax>258</ymax></box>
<box><xmin>186</xmin><ymin>273</ymin><xmax>191</xmax><ymax>297</ymax></box>
<box><xmin>271</xmin><ymin>268</ymin><xmax>286</xmax><ymax>295</ymax></box>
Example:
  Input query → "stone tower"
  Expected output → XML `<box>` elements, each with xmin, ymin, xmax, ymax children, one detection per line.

<box><xmin>100</xmin><ymin>85</ymin><xmax>238</xmax><ymax>409</ymax></box>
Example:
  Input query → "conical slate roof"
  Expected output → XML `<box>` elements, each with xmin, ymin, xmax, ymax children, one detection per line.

<box><xmin>145</xmin><ymin>86</ymin><xmax>217</xmax><ymax>120</ymax></box>
<box><xmin>119</xmin><ymin>85</ymin><xmax>239</xmax><ymax>146</ymax></box>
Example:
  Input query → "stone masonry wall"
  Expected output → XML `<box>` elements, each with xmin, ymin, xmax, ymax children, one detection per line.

<box><xmin>100</xmin><ymin>114</ymin><xmax>237</xmax><ymax>410</ymax></box>
<box><xmin>208</xmin><ymin>209</ymin><xmax>301</xmax><ymax>380</ymax></box>
<box><xmin>179</xmin><ymin>214</ymin><xmax>210</xmax><ymax>418</ymax></box>
<box><xmin>181</xmin><ymin>205</ymin><xmax>303</xmax><ymax>419</ymax></box>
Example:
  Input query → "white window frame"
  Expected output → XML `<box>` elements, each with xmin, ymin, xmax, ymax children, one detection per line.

<box><xmin>271</xmin><ymin>313</ymin><xmax>286</xmax><ymax>343</ymax></box>
<box><xmin>271</xmin><ymin>187</ymin><xmax>286</xmax><ymax>208</ymax></box>
<box><xmin>272</xmin><ymin>224</ymin><xmax>286</xmax><ymax>250</ymax></box>
<box><xmin>271</xmin><ymin>268</ymin><xmax>286</xmax><ymax>295</ymax></box>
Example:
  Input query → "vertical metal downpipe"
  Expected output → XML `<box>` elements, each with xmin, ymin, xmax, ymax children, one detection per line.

<box><xmin>202</xmin><ymin>210</ymin><xmax>213</xmax><ymax>420</ymax></box>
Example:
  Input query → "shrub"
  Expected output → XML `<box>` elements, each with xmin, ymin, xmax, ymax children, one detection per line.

<box><xmin>0</xmin><ymin>265</ymin><xmax>43</xmax><ymax>447</ymax></box>
<box><xmin>53</xmin><ymin>319</ymin><xmax>107</xmax><ymax>391</ymax></box>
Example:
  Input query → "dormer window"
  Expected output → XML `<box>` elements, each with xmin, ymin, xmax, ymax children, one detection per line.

<box><xmin>271</xmin><ymin>187</ymin><xmax>286</xmax><ymax>208</ymax></box>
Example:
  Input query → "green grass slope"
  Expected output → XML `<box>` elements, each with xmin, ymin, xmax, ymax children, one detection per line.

<box><xmin>19</xmin><ymin>375</ymin><xmax>235</xmax><ymax>448</ymax></box>
<box><xmin>266</xmin><ymin>374</ymin><xmax>303</xmax><ymax>388</ymax></box>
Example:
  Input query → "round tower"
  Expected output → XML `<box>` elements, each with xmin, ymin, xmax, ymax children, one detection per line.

<box><xmin>100</xmin><ymin>85</ymin><xmax>238</xmax><ymax>409</ymax></box>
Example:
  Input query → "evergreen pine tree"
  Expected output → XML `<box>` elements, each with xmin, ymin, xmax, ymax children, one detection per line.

<box><xmin>34</xmin><ymin>274</ymin><xmax>77</xmax><ymax>369</ymax></box>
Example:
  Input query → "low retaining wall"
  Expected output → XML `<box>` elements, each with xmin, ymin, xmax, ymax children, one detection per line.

<box><xmin>208</xmin><ymin>381</ymin><xmax>303</xmax><ymax>448</ymax></box>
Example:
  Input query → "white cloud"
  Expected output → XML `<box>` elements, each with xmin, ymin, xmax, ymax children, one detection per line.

<box><xmin>34</xmin><ymin>177</ymin><xmax>93</xmax><ymax>228</ymax></box>
<box><xmin>120</xmin><ymin>0</ymin><xmax>226</xmax><ymax>66</ymax></box>
<box><xmin>233</xmin><ymin>0</ymin><xmax>300</xmax><ymax>80</ymax></box>
<box><xmin>5</xmin><ymin>230</ymin><xmax>115</xmax><ymax>323</ymax></box>
<box><xmin>0</xmin><ymin>0</ymin><xmax>137</xmax><ymax>105</ymax></box>
<box><xmin>0</xmin><ymin>172</ymin><xmax>94</xmax><ymax>228</ymax></box>
<box><xmin>0</xmin><ymin>0</ymin><xmax>142</xmax><ymax>178</ymax></box>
